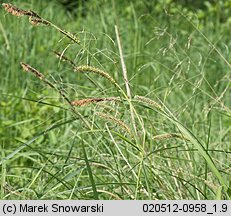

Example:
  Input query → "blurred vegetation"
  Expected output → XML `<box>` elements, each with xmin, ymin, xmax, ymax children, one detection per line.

<box><xmin>0</xmin><ymin>0</ymin><xmax>230</xmax><ymax>199</ymax></box>
<box><xmin>57</xmin><ymin>0</ymin><xmax>231</xmax><ymax>24</ymax></box>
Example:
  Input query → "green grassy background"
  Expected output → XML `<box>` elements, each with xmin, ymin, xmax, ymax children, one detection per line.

<box><xmin>0</xmin><ymin>0</ymin><xmax>230</xmax><ymax>199</ymax></box>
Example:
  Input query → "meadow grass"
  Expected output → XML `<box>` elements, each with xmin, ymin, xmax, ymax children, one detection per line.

<box><xmin>0</xmin><ymin>1</ymin><xmax>230</xmax><ymax>200</ymax></box>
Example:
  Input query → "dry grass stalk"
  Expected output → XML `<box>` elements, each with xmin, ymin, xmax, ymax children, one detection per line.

<box><xmin>135</xmin><ymin>95</ymin><xmax>162</xmax><ymax>110</ymax></box>
<box><xmin>115</xmin><ymin>25</ymin><xmax>131</xmax><ymax>98</ymax></box>
<box><xmin>20</xmin><ymin>62</ymin><xmax>45</xmax><ymax>80</ymax></box>
<box><xmin>96</xmin><ymin>112</ymin><xmax>131</xmax><ymax>135</ymax></box>
<box><xmin>74</xmin><ymin>65</ymin><xmax>117</xmax><ymax>87</ymax></box>
<box><xmin>153</xmin><ymin>133</ymin><xmax>189</xmax><ymax>141</ymax></box>
<box><xmin>115</xmin><ymin>25</ymin><xmax>137</xmax><ymax>135</ymax></box>
<box><xmin>71</xmin><ymin>97</ymin><xmax>120</xmax><ymax>106</ymax></box>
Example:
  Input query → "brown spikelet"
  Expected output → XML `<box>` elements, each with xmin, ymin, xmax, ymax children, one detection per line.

<box><xmin>20</xmin><ymin>62</ymin><xmax>73</xmax><ymax>105</ymax></box>
<box><xmin>29</xmin><ymin>17</ymin><xmax>49</xmax><ymax>26</ymax></box>
<box><xmin>153</xmin><ymin>133</ymin><xmax>189</xmax><ymax>141</ymax></box>
<box><xmin>2</xmin><ymin>3</ymin><xmax>81</xmax><ymax>44</ymax></box>
<box><xmin>74</xmin><ymin>66</ymin><xmax>117</xmax><ymax>86</ymax></box>
<box><xmin>20</xmin><ymin>62</ymin><xmax>44</xmax><ymax>80</ymax></box>
<box><xmin>71</xmin><ymin>97</ymin><xmax>120</xmax><ymax>106</ymax></box>
<box><xmin>2</xmin><ymin>3</ymin><xmax>42</xmax><ymax>18</ymax></box>
<box><xmin>25</xmin><ymin>10</ymin><xmax>41</xmax><ymax>19</ymax></box>
<box><xmin>2</xmin><ymin>3</ymin><xmax>27</xmax><ymax>17</ymax></box>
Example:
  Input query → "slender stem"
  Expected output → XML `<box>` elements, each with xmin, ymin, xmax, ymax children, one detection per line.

<box><xmin>115</xmin><ymin>25</ymin><xmax>131</xmax><ymax>98</ymax></box>
<box><xmin>115</xmin><ymin>25</ymin><xmax>137</xmax><ymax>135</ymax></box>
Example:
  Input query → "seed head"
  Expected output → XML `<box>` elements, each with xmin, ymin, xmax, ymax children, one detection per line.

<box><xmin>2</xmin><ymin>3</ymin><xmax>27</xmax><ymax>17</ymax></box>
<box><xmin>71</xmin><ymin>97</ymin><xmax>120</xmax><ymax>106</ymax></box>
<box><xmin>29</xmin><ymin>17</ymin><xmax>50</xmax><ymax>26</ymax></box>
<box><xmin>54</xmin><ymin>51</ymin><xmax>76</xmax><ymax>67</ymax></box>
<box><xmin>96</xmin><ymin>112</ymin><xmax>131</xmax><ymax>135</ymax></box>
<box><xmin>74</xmin><ymin>66</ymin><xmax>117</xmax><ymax>86</ymax></box>
<box><xmin>134</xmin><ymin>95</ymin><xmax>162</xmax><ymax>110</ymax></box>
<box><xmin>20</xmin><ymin>62</ymin><xmax>44</xmax><ymax>80</ymax></box>
<box><xmin>153</xmin><ymin>133</ymin><xmax>189</xmax><ymax>141</ymax></box>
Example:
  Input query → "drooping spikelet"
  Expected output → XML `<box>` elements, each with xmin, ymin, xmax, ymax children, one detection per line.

<box><xmin>24</xmin><ymin>10</ymin><xmax>41</xmax><ymax>19</ymax></box>
<box><xmin>96</xmin><ymin>112</ymin><xmax>131</xmax><ymax>135</ymax></box>
<box><xmin>20</xmin><ymin>62</ymin><xmax>44</xmax><ymax>80</ymax></box>
<box><xmin>29</xmin><ymin>17</ymin><xmax>50</xmax><ymax>26</ymax></box>
<box><xmin>2</xmin><ymin>3</ymin><xmax>80</xmax><ymax>44</ymax></box>
<box><xmin>2</xmin><ymin>3</ymin><xmax>27</xmax><ymax>16</ymax></box>
<box><xmin>153</xmin><ymin>133</ymin><xmax>188</xmax><ymax>141</ymax></box>
<box><xmin>2</xmin><ymin>3</ymin><xmax>41</xmax><ymax>19</ymax></box>
<box><xmin>134</xmin><ymin>95</ymin><xmax>162</xmax><ymax>110</ymax></box>
<box><xmin>57</xmin><ymin>29</ymin><xmax>80</xmax><ymax>44</ymax></box>
<box><xmin>74</xmin><ymin>66</ymin><xmax>117</xmax><ymax>87</ymax></box>
<box><xmin>20</xmin><ymin>62</ymin><xmax>73</xmax><ymax>105</ymax></box>
<box><xmin>54</xmin><ymin>51</ymin><xmax>76</xmax><ymax>67</ymax></box>
<box><xmin>71</xmin><ymin>97</ymin><xmax>120</xmax><ymax>106</ymax></box>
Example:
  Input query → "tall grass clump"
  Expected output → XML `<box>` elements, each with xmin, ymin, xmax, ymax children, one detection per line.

<box><xmin>1</xmin><ymin>2</ymin><xmax>230</xmax><ymax>200</ymax></box>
